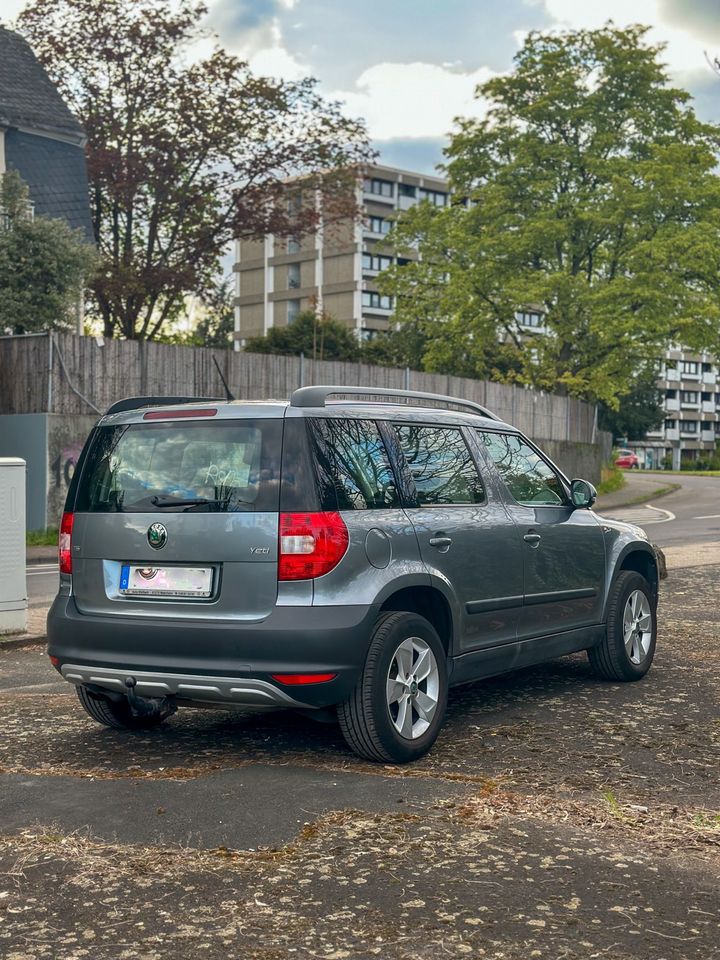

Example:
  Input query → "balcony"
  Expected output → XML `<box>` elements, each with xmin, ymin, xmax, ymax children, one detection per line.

<box><xmin>664</xmin><ymin>397</ymin><xmax>679</xmax><ymax>411</ymax></box>
<box><xmin>665</xmin><ymin>369</ymin><xmax>679</xmax><ymax>382</ymax></box>
<box><xmin>702</xmin><ymin>400</ymin><xmax>715</xmax><ymax>413</ymax></box>
<box><xmin>701</xmin><ymin>428</ymin><xmax>716</xmax><ymax>442</ymax></box>
<box><xmin>702</xmin><ymin>371</ymin><xmax>717</xmax><ymax>385</ymax></box>
<box><xmin>665</xmin><ymin>428</ymin><xmax>680</xmax><ymax>440</ymax></box>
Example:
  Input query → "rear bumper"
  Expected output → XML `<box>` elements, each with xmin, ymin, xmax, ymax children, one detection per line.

<box><xmin>47</xmin><ymin>595</ymin><xmax>378</xmax><ymax>708</ymax></box>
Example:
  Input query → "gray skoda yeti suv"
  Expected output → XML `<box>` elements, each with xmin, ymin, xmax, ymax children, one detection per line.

<box><xmin>48</xmin><ymin>385</ymin><xmax>661</xmax><ymax>763</ymax></box>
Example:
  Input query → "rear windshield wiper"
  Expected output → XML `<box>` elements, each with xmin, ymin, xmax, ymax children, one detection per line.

<box><xmin>151</xmin><ymin>496</ymin><xmax>211</xmax><ymax>508</ymax></box>
<box><xmin>148</xmin><ymin>495</ymin><xmax>254</xmax><ymax>511</ymax></box>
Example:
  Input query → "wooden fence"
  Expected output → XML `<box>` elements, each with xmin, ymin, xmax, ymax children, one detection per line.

<box><xmin>0</xmin><ymin>332</ymin><xmax>599</xmax><ymax>444</ymax></box>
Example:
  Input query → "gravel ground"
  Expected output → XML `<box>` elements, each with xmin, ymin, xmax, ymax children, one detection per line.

<box><xmin>0</xmin><ymin>556</ymin><xmax>718</xmax><ymax>959</ymax></box>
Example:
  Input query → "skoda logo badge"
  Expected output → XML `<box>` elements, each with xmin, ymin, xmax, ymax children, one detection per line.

<box><xmin>147</xmin><ymin>522</ymin><xmax>167</xmax><ymax>550</ymax></box>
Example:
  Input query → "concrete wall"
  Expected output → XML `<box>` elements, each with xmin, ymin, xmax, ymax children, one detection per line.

<box><xmin>47</xmin><ymin>414</ymin><xmax>98</xmax><ymax>527</ymax></box>
<box><xmin>540</xmin><ymin>436</ymin><xmax>612</xmax><ymax>487</ymax></box>
<box><xmin>0</xmin><ymin>413</ymin><xmax>97</xmax><ymax>530</ymax></box>
<box><xmin>0</xmin><ymin>414</ymin><xmax>48</xmax><ymax>530</ymax></box>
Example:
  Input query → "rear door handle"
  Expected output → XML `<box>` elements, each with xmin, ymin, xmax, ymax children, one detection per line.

<box><xmin>523</xmin><ymin>533</ymin><xmax>541</xmax><ymax>546</ymax></box>
<box><xmin>429</xmin><ymin>536</ymin><xmax>453</xmax><ymax>550</ymax></box>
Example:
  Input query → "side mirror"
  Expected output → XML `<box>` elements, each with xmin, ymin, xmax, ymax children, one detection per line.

<box><xmin>570</xmin><ymin>478</ymin><xmax>597</xmax><ymax>509</ymax></box>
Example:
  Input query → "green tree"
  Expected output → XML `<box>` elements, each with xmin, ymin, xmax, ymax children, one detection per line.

<box><xmin>383</xmin><ymin>25</ymin><xmax>720</xmax><ymax>405</ymax></box>
<box><xmin>18</xmin><ymin>0</ymin><xmax>371</xmax><ymax>341</ymax></box>
<box><xmin>244</xmin><ymin>310</ymin><xmax>360</xmax><ymax>362</ymax></box>
<box><xmin>0</xmin><ymin>171</ymin><xmax>96</xmax><ymax>334</ymax></box>
<box><xmin>598</xmin><ymin>367</ymin><xmax>664</xmax><ymax>440</ymax></box>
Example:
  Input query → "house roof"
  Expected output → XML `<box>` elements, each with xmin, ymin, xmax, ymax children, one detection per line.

<box><xmin>0</xmin><ymin>27</ymin><xmax>84</xmax><ymax>143</ymax></box>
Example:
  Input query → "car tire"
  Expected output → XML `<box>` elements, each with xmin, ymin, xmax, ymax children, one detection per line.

<box><xmin>588</xmin><ymin>571</ymin><xmax>656</xmax><ymax>681</ymax></box>
<box><xmin>76</xmin><ymin>685</ymin><xmax>167</xmax><ymax>730</ymax></box>
<box><xmin>338</xmin><ymin>611</ymin><xmax>448</xmax><ymax>763</ymax></box>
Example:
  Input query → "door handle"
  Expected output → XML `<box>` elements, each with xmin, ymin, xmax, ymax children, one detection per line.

<box><xmin>523</xmin><ymin>533</ymin><xmax>541</xmax><ymax>546</ymax></box>
<box><xmin>429</xmin><ymin>536</ymin><xmax>453</xmax><ymax>551</ymax></box>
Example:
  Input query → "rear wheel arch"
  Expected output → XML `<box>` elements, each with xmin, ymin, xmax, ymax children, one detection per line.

<box><xmin>379</xmin><ymin>585</ymin><xmax>453</xmax><ymax>657</ymax></box>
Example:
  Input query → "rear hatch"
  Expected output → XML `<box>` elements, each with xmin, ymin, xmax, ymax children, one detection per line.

<box><xmin>69</xmin><ymin>410</ymin><xmax>283</xmax><ymax>622</ymax></box>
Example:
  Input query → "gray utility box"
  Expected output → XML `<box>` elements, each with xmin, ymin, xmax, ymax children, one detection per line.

<box><xmin>0</xmin><ymin>457</ymin><xmax>27</xmax><ymax>633</ymax></box>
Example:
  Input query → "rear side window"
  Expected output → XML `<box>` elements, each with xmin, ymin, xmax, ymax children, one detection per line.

<box><xmin>76</xmin><ymin>419</ymin><xmax>282</xmax><ymax>512</ymax></box>
<box><xmin>478</xmin><ymin>431</ymin><xmax>567</xmax><ymax>506</ymax></box>
<box><xmin>280</xmin><ymin>418</ymin><xmax>399</xmax><ymax>511</ymax></box>
<box><xmin>394</xmin><ymin>424</ymin><xmax>485</xmax><ymax>505</ymax></box>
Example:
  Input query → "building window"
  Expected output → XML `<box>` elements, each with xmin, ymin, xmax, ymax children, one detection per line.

<box><xmin>398</xmin><ymin>183</ymin><xmax>416</xmax><ymax>198</ymax></box>
<box><xmin>680</xmin><ymin>361</ymin><xmax>699</xmax><ymax>375</ymax></box>
<box><xmin>664</xmin><ymin>419</ymin><xmax>676</xmax><ymax>430</ymax></box>
<box><xmin>419</xmin><ymin>188</ymin><xmax>448</xmax><ymax>207</ymax></box>
<box><xmin>362</xmin><ymin>253</ymin><xmax>393</xmax><ymax>273</ymax></box>
<box><xmin>287</xmin><ymin>237</ymin><xmax>301</xmax><ymax>254</ymax></box>
<box><xmin>286</xmin><ymin>193</ymin><xmax>303</xmax><ymax>215</ymax></box>
<box><xmin>362</xmin><ymin>291</ymin><xmax>393</xmax><ymax>310</ymax></box>
<box><xmin>680</xmin><ymin>390</ymin><xmax>698</xmax><ymax>404</ymax></box>
<box><xmin>681</xmin><ymin>420</ymin><xmax>698</xmax><ymax>433</ymax></box>
<box><xmin>702</xmin><ymin>392</ymin><xmax>712</xmax><ymax>401</ymax></box>
<box><xmin>287</xmin><ymin>263</ymin><xmax>301</xmax><ymax>289</ymax></box>
<box><xmin>516</xmin><ymin>311</ymin><xmax>543</xmax><ymax>328</ymax></box>
<box><xmin>287</xmin><ymin>299</ymin><xmax>301</xmax><ymax>324</ymax></box>
<box><xmin>665</xmin><ymin>389</ymin><xmax>677</xmax><ymax>399</ymax></box>
<box><xmin>364</xmin><ymin>177</ymin><xmax>394</xmax><ymax>198</ymax></box>
<box><xmin>368</xmin><ymin>216</ymin><xmax>392</xmax><ymax>235</ymax></box>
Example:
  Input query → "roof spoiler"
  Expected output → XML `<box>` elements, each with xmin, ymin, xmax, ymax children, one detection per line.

<box><xmin>105</xmin><ymin>396</ymin><xmax>224</xmax><ymax>416</ymax></box>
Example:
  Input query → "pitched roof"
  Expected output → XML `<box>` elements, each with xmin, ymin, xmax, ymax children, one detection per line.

<box><xmin>0</xmin><ymin>27</ymin><xmax>84</xmax><ymax>143</ymax></box>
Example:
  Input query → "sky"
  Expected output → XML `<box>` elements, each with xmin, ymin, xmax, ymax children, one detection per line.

<box><xmin>5</xmin><ymin>0</ymin><xmax>720</xmax><ymax>174</ymax></box>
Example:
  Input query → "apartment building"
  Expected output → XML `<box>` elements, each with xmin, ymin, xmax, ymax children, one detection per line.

<box><xmin>233</xmin><ymin>163</ymin><xmax>449</xmax><ymax>344</ymax></box>
<box><xmin>642</xmin><ymin>349</ymin><xmax>720</xmax><ymax>468</ymax></box>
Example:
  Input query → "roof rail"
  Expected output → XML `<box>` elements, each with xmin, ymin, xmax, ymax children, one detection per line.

<box><xmin>289</xmin><ymin>385</ymin><xmax>498</xmax><ymax>420</ymax></box>
<box><xmin>105</xmin><ymin>396</ymin><xmax>224</xmax><ymax>416</ymax></box>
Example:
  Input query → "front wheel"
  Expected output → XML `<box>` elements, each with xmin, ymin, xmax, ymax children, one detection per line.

<box><xmin>338</xmin><ymin>611</ymin><xmax>448</xmax><ymax>763</ymax></box>
<box><xmin>588</xmin><ymin>571</ymin><xmax>656</xmax><ymax>681</ymax></box>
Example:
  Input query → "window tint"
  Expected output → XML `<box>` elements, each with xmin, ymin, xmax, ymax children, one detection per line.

<box><xmin>394</xmin><ymin>424</ymin><xmax>484</xmax><ymax>505</ymax></box>
<box><xmin>308</xmin><ymin>419</ymin><xmax>399</xmax><ymax>510</ymax></box>
<box><xmin>77</xmin><ymin>419</ymin><xmax>282</xmax><ymax>513</ymax></box>
<box><xmin>479</xmin><ymin>431</ymin><xmax>566</xmax><ymax>506</ymax></box>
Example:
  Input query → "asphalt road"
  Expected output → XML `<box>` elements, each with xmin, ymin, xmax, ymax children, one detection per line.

<box><xmin>596</xmin><ymin>474</ymin><xmax>720</xmax><ymax>547</ymax></box>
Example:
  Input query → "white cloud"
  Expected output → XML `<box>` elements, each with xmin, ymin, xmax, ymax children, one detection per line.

<box><xmin>245</xmin><ymin>19</ymin><xmax>309</xmax><ymax>81</ymax></box>
<box><xmin>541</xmin><ymin>0</ymin><xmax>710</xmax><ymax>80</ymax></box>
<box><xmin>331</xmin><ymin>61</ymin><xmax>497</xmax><ymax>141</ymax></box>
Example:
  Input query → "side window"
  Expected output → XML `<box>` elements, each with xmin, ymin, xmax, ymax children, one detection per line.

<box><xmin>309</xmin><ymin>419</ymin><xmax>400</xmax><ymax>510</ymax></box>
<box><xmin>394</xmin><ymin>424</ymin><xmax>485</xmax><ymax>505</ymax></box>
<box><xmin>478</xmin><ymin>431</ymin><xmax>566</xmax><ymax>506</ymax></box>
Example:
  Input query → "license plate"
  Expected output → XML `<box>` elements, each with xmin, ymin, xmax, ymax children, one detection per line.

<box><xmin>119</xmin><ymin>565</ymin><xmax>213</xmax><ymax>598</ymax></box>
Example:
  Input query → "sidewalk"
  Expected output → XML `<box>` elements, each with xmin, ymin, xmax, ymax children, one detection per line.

<box><xmin>594</xmin><ymin>470</ymin><xmax>680</xmax><ymax>512</ymax></box>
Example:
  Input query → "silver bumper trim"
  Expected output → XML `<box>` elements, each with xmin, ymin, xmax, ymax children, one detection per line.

<box><xmin>61</xmin><ymin>664</ymin><xmax>307</xmax><ymax>708</ymax></box>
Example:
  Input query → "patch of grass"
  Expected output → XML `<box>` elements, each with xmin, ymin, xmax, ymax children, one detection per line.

<box><xmin>597</xmin><ymin>466</ymin><xmax>625</xmax><ymax>496</ymax></box>
<box><xmin>692</xmin><ymin>812</ymin><xmax>720</xmax><ymax>830</ymax></box>
<box><xmin>643</xmin><ymin>469</ymin><xmax>720</xmax><ymax>478</ymax></box>
<box><xmin>602</xmin><ymin>789</ymin><xmax>624</xmax><ymax>820</ymax></box>
<box><xmin>26</xmin><ymin>527</ymin><xmax>58</xmax><ymax>547</ymax></box>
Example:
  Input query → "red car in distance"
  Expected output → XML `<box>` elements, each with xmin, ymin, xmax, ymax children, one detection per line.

<box><xmin>615</xmin><ymin>449</ymin><xmax>640</xmax><ymax>469</ymax></box>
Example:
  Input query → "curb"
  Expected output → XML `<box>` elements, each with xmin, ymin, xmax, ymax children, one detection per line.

<box><xmin>0</xmin><ymin>634</ymin><xmax>47</xmax><ymax>651</ymax></box>
<box><xmin>595</xmin><ymin>482</ymin><xmax>681</xmax><ymax>513</ymax></box>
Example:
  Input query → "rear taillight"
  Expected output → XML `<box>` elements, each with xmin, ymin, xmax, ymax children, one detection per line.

<box><xmin>278</xmin><ymin>512</ymin><xmax>349</xmax><ymax>581</ymax></box>
<box><xmin>271</xmin><ymin>673</ymin><xmax>337</xmax><ymax>685</ymax></box>
<box><xmin>59</xmin><ymin>511</ymin><xmax>74</xmax><ymax>574</ymax></box>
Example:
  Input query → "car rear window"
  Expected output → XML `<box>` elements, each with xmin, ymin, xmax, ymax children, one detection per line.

<box><xmin>76</xmin><ymin>419</ymin><xmax>282</xmax><ymax>513</ymax></box>
<box><xmin>280</xmin><ymin>418</ymin><xmax>400</xmax><ymax>511</ymax></box>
